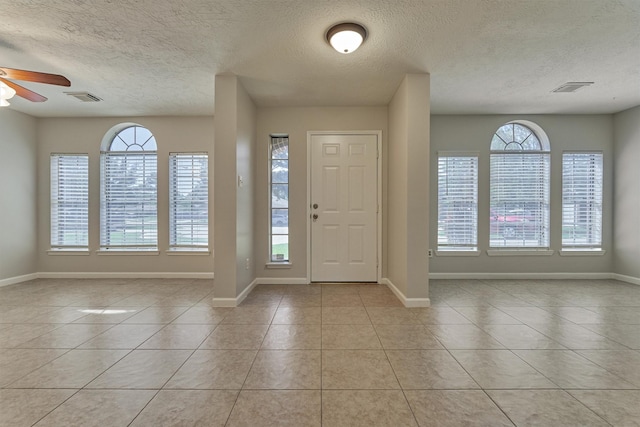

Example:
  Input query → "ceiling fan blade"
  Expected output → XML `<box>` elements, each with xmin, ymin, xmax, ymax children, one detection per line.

<box><xmin>0</xmin><ymin>77</ymin><xmax>47</xmax><ymax>102</ymax></box>
<box><xmin>0</xmin><ymin>67</ymin><xmax>70</xmax><ymax>87</ymax></box>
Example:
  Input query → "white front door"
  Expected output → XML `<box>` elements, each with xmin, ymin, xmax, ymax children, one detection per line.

<box><xmin>310</xmin><ymin>133</ymin><xmax>378</xmax><ymax>282</ymax></box>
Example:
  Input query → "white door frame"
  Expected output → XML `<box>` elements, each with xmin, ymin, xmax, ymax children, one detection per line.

<box><xmin>306</xmin><ymin>130</ymin><xmax>382</xmax><ymax>284</ymax></box>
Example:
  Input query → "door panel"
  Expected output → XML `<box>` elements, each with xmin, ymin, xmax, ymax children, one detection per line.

<box><xmin>311</xmin><ymin>133</ymin><xmax>378</xmax><ymax>282</ymax></box>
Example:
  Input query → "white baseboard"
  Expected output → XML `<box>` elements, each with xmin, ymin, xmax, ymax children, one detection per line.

<box><xmin>380</xmin><ymin>278</ymin><xmax>431</xmax><ymax>308</ymax></box>
<box><xmin>428</xmin><ymin>272</ymin><xmax>612</xmax><ymax>280</ymax></box>
<box><xmin>211</xmin><ymin>278</ymin><xmax>261</xmax><ymax>307</ymax></box>
<box><xmin>37</xmin><ymin>272</ymin><xmax>215</xmax><ymax>279</ymax></box>
<box><xmin>0</xmin><ymin>273</ymin><xmax>39</xmax><ymax>288</ymax></box>
<box><xmin>612</xmin><ymin>273</ymin><xmax>640</xmax><ymax>286</ymax></box>
<box><xmin>254</xmin><ymin>277</ymin><xmax>309</xmax><ymax>285</ymax></box>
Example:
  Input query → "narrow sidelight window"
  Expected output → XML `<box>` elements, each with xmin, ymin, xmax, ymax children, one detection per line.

<box><xmin>270</xmin><ymin>135</ymin><xmax>289</xmax><ymax>261</ymax></box>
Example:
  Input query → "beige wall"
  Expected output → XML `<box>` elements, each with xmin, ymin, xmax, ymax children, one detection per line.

<box><xmin>0</xmin><ymin>109</ymin><xmax>38</xmax><ymax>282</ymax></box>
<box><xmin>255</xmin><ymin>106</ymin><xmax>389</xmax><ymax>281</ymax></box>
<box><xmin>387</xmin><ymin>74</ymin><xmax>431</xmax><ymax>300</ymax></box>
<box><xmin>430</xmin><ymin>114</ymin><xmax>614</xmax><ymax>275</ymax></box>
<box><xmin>613</xmin><ymin>106</ymin><xmax>640</xmax><ymax>280</ymax></box>
<box><xmin>213</xmin><ymin>74</ymin><xmax>257</xmax><ymax>301</ymax></box>
<box><xmin>36</xmin><ymin>116</ymin><xmax>215</xmax><ymax>275</ymax></box>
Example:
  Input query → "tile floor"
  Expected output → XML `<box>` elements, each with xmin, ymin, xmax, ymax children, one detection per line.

<box><xmin>0</xmin><ymin>278</ymin><xmax>639</xmax><ymax>426</ymax></box>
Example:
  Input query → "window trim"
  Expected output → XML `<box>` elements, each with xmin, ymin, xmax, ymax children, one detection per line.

<box><xmin>489</xmin><ymin>121</ymin><xmax>551</xmax><ymax>250</ymax></box>
<box><xmin>168</xmin><ymin>152</ymin><xmax>209</xmax><ymax>252</ymax></box>
<box><xmin>50</xmin><ymin>153</ymin><xmax>89</xmax><ymax>251</ymax></box>
<box><xmin>99</xmin><ymin>124</ymin><xmax>158</xmax><ymax>252</ymax></box>
<box><xmin>269</xmin><ymin>134</ymin><xmax>290</xmax><ymax>263</ymax></box>
<box><xmin>437</xmin><ymin>151</ymin><xmax>479</xmax><ymax>252</ymax></box>
<box><xmin>561</xmin><ymin>151</ymin><xmax>603</xmax><ymax>251</ymax></box>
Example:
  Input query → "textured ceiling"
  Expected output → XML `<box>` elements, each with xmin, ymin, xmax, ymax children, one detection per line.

<box><xmin>1</xmin><ymin>0</ymin><xmax>639</xmax><ymax>117</ymax></box>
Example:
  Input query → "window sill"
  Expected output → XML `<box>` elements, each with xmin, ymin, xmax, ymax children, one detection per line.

<box><xmin>487</xmin><ymin>249</ymin><xmax>555</xmax><ymax>257</ymax></box>
<box><xmin>166</xmin><ymin>249</ymin><xmax>211</xmax><ymax>256</ymax></box>
<box><xmin>266</xmin><ymin>262</ymin><xmax>293</xmax><ymax>269</ymax></box>
<box><xmin>48</xmin><ymin>249</ymin><xmax>90</xmax><ymax>256</ymax></box>
<box><xmin>435</xmin><ymin>250</ymin><xmax>481</xmax><ymax>257</ymax></box>
<box><xmin>96</xmin><ymin>250</ymin><xmax>159</xmax><ymax>256</ymax></box>
<box><xmin>559</xmin><ymin>249</ymin><xmax>606</xmax><ymax>257</ymax></box>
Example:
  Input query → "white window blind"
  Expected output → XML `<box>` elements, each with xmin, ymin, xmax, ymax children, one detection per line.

<box><xmin>437</xmin><ymin>154</ymin><xmax>478</xmax><ymax>251</ymax></box>
<box><xmin>490</xmin><ymin>153</ymin><xmax>550</xmax><ymax>248</ymax></box>
<box><xmin>169</xmin><ymin>153</ymin><xmax>209</xmax><ymax>250</ymax></box>
<box><xmin>50</xmin><ymin>154</ymin><xmax>89</xmax><ymax>249</ymax></box>
<box><xmin>270</xmin><ymin>136</ymin><xmax>289</xmax><ymax>262</ymax></box>
<box><xmin>562</xmin><ymin>152</ymin><xmax>603</xmax><ymax>249</ymax></box>
<box><xmin>100</xmin><ymin>152</ymin><xmax>158</xmax><ymax>250</ymax></box>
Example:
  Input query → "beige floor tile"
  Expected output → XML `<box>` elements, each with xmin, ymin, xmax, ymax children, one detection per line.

<box><xmin>374</xmin><ymin>324</ymin><xmax>443</xmax><ymax>349</ymax></box>
<box><xmin>19</xmin><ymin>323</ymin><xmax>113</xmax><ymax>349</ymax></box>
<box><xmin>366</xmin><ymin>307</ymin><xmax>422</xmax><ymax>325</ymax></box>
<box><xmin>359</xmin><ymin>292</ymin><xmax>405</xmax><ymax>307</ymax></box>
<box><xmin>33</xmin><ymin>389</ymin><xmax>156</xmax><ymax>427</ymax></box>
<box><xmin>164</xmin><ymin>349</ymin><xmax>256</xmax><ymax>389</ymax></box>
<box><xmin>409</xmin><ymin>308</ymin><xmax>468</xmax><ymax>327</ymax></box>
<box><xmin>87</xmin><ymin>349</ymin><xmax>192</xmax><ymax>389</ymax></box>
<box><xmin>321</xmin><ymin>306</ymin><xmax>372</xmax><ymax>324</ymax></box>
<box><xmin>221</xmin><ymin>306</ymin><xmax>277</xmax><ymax>324</ymax></box>
<box><xmin>0</xmin><ymin>348</ymin><xmax>68</xmax><ymax>387</ymax></box>
<box><xmin>528</xmin><ymin>322</ymin><xmax>628</xmax><ymax>350</ymax></box>
<box><xmin>514</xmin><ymin>350</ymin><xmax>637</xmax><ymax>389</ymax></box>
<box><xmin>239</xmin><ymin>293</ymin><xmax>283</xmax><ymax>307</ymax></box>
<box><xmin>498</xmin><ymin>306</ymin><xmax>563</xmax><ymax>324</ymax></box>
<box><xmin>576</xmin><ymin>350</ymin><xmax>640</xmax><ymax>387</ymax></box>
<box><xmin>0</xmin><ymin>324</ymin><xmax>64</xmax><ymax>348</ymax></box>
<box><xmin>261</xmin><ymin>324</ymin><xmax>321</xmax><ymax>349</ymax></box>
<box><xmin>569</xmin><ymin>390</ymin><xmax>640</xmax><ymax>427</ymax></box>
<box><xmin>322</xmin><ymin>350</ymin><xmax>400</xmax><ymax>389</ymax></box>
<box><xmin>452</xmin><ymin>306</ymin><xmax>521</xmax><ymax>325</ymax></box>
<box><xmin>79</xmin><ymin>324</ymin><xmax>164</xmax><ymax>349</ymax></box>
<box><xmin>130</xmin><ymin>390</ymin><xmax>239</xmax><ymax>427</ymax></box>
<box><xmin>322</xmin><ymin>324</ymin><xmax>381</xmax><ymax>349</ymax></box>
<box><xmin>24</xmin><ymin>306</ymin><xmax>99</xmax><ymax>324</ymax></box>
<box><xmin>226</xmin><ymin>390</ymin><xmax>321</xmax><ymax>427</ymax></box>
<box><xmin>0</xmin><ymin>306</ymin><xmax>61</xmax><ymax>323</ymax></box>
<box><xmin>279</xmin><ymin>294</ymin><xmax>323</xmax><ymax>307</ymax></box>
<box><xmin>171</xmin><ymin>306</ymin><xmax>231</xmax><ymax>324</ymax></box>
<box><xmin>480</xmin><ymin>324</ymin><xmax>567</xmax><ymax>349</ymax></box>
<box><xmin>405</xmin><ymin>390</ymin><xmax>513</xmax><ymax>427</ymax></box>
<box><xmin>386</xmin><ymin>350</ymin><xmax>478</xmax><ymax>389</ymax></box>
<box><xmin>199</xmin><ymin>324</ymin><xmax>269</xmax><ymax>349</ymax></box>
<box><xmin>450</xmin><ymin>350</ymin><xmax>557</xmax><ymax>389</ymax></box>
<box><xmin>582</xmin><ymin>323</ymin><xmax>640</xmax><ymax>349</ymax></box>
<box><xmin>244</xmin><ymin>350</ymin><xmax>321</xmax><ymax>389</ymax></box>
<box><xmin>272</xmin><ymin>307</ymin><xmax>322</xmax><ymax>324</ymax></box>
<box><xmin>0</xmin><ymin>388</ymin><xmax>76</xmax><ymax>427</ymax></box>
<box><xmin>321</xmin><ymin>293</ymin><xmax>364</xmax><ymax>307</ymax></box>
<box><xmin>427</xmin><ymin>324</ymin><xmax>506</xmax><ymax>349</ymax></box>
<box><xmin>488</xmin><ymin>390</ymin><xmax>610</xmax><ymax>426</ymax></box>
<box><xmin>138</xmin><ymin>324</ymin><xmax>215</xmax><ymax>349</ymax></box>
<box><xmin>71</xmin><ymin>307</ymin><xmax>143</xmax><ymax>323</ymax></box>
<box><xmin>122</xmin><ymin>306</ymin><xmax>188</xmax><ymax>324</ymax></box>
<box><xmin>9</xmin><ymin>349</ymin><xmax>129</xmax><ymax>388</ymax></box>
<box><xmin>322</xmin><ymin>390</ymin><xmax>417</xmax><ymax>427</ymax></box>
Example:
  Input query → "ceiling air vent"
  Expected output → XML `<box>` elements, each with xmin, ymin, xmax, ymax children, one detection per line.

<box><xmin>552</xmin><ymin>82</ymin><xmax>594</xmax><ymax>93</ymax></box>
<box><xmin>65</xmin><ymin>92</ymin><xmax>102</xmax><ymax>102</ymax></box>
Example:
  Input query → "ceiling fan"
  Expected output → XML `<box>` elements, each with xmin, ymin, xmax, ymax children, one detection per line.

<box><xmin>0</xmin><ymin>67</ymin><xmax>71</xmax><ymax>106</ymax></box>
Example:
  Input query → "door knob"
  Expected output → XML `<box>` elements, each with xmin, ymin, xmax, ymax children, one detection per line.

<box><xmin>312</xmin><ymin>214</ymin><xmax>318</xmax><ymax>222</ymax></box>
<box><xmin>313</xmin><ymin>203</ymin><xmax>318</xmax><ymax>209</ymax></box>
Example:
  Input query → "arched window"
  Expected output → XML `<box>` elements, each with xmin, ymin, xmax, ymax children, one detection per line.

<box><xmin>100</xmin><ymin>124</ymin><xmax>158</xmax><ymax>250</ymax></box>
<box><xmin>490</xmin><ymin>121</ymin><xmax>550</xmax><ymax>248</ymax></box>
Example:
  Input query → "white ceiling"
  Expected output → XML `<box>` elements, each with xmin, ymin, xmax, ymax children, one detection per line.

<box><xmin>1</xmin><ymin>0</ymin><xmax>639</xmax><ymax>117</ymax></box>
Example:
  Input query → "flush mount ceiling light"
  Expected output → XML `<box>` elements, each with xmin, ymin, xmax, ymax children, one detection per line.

<box><xmin>326</xmin><ymin>22</ymin><xmax>367</xmax><ymax>54</ymax></box>
<box><xmin>0</xmin><ymin>81</ymin><xmax>16</xmax><ymax>107</ymax></box>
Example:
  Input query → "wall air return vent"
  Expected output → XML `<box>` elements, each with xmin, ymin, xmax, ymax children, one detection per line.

<box><xmin>552</xmin><ymin>82</ymin><xmax>594</xmax><ymax>93</ymax></box>
<box><xmin>65</xmin><ymin>92</ymin><xmax>102</xmax><ymax>102</ymax></box>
